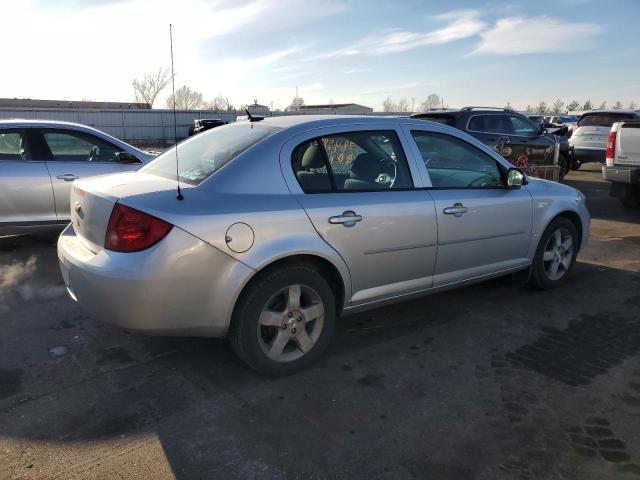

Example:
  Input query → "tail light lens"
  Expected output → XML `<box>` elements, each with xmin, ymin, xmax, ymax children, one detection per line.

<box><xmin>605</xmin><ymin>131</ymin><xmax>616</xmax><ymax>164</ymax></box>
<box><xmin>105</xmin><ymin>203</ymin><xmax>172</xmax><ymax>252</ymax></box>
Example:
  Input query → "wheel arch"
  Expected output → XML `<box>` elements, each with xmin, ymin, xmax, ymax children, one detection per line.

<box><xmin>231</xmin><ymin>253</ymin><xmax>349</xmax><ymax>324</ymax></box>
<box><xmin>552</xmin><ymin>210</ymin><xmax>583</xmax><ymax>249</ymax></box>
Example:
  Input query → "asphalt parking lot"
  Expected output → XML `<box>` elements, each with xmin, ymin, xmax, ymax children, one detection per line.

<box><xmin>1</xmin><ymin>165</ymin><xmax>639</xmax><ymax>480</ymax></box>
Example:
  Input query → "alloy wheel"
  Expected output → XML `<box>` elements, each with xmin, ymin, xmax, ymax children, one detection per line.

<box><xmin>257</xmin><ymin>284</ymin><xmax>325</xmax><ymax>363</ymax></box>
<box><xmin>542</xmin><ymin>227</ymin><xmax>574</xmax><ymax>281</ymax></box>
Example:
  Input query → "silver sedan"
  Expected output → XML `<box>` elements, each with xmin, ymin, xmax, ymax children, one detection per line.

<box><xmin>57</xmin><ymin>116</ymin><xmax>590</xmax><ymax>375</ymax></box>
<box><xmin>0</xmin><ymin>120</ymin><xmax>153</xmax><ymax>235</ymax></box>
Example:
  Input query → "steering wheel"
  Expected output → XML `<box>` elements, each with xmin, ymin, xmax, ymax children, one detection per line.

<box><xmin>376</xmin><ymin>159</ymin><xmax>398</xmax><ymax>187</ymax></box>
<box><xmin>87</xmin><ymin>145</ymin><xmax>99</xmax><ymax>162</ymax></box>
<box><xmin>469</xmin><ymin>174</ymin><xmax>496</xmax><ymax>188</ymax></box>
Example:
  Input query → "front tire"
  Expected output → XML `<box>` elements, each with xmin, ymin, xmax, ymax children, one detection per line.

<box><xmin>529</xmin><ymin>218</ymin><xmax>578</xmax><ymax>289</ymax></box>
<box><xmin>570</xmin><ymin>158</ymin><xmax>582</xmax><ymax>170</ymax></box>
<box><xmin>229</xmin><ymin>263</ymin><xmax>336</xmax><ymax>376</ymax></box>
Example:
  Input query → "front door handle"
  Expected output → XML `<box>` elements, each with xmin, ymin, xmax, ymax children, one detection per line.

<box><xmin>443</xmin><ymin>203</ymin><xmax>468</xmax><ymax>217</ymax></box>
<box><xmin>329</xmin><ymin>210</ymin><xmax>362</xmax><ymax>227</ymax></box>
<box><xmin>57</xmin><ymin>174</ymin><xmax>79</xmax><ymax>181</ymax></box>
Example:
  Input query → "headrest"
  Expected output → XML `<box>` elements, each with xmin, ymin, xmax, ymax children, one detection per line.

<box><xmin>301</xmin><ymin>143</ymin><xmax>325</xmax><ymax>169</ymax></box>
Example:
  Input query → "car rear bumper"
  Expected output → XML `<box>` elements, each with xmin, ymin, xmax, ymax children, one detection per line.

<box><xmin>57</xmin><ymin>223</ymin><xmax>254</xmax><ymax>337</ymax></box>
<box><xmin>602</xmin><ymin>165</ymin><xmax>640</xmax><ymax>185</ymax></box>
<box><xmin>573</xmin><ymin>148</ymin><xmax>605</xmax><ymax>163</ymax></box>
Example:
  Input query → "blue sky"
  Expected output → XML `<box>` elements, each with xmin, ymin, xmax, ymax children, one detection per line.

<box><xmin>2</xmin><ymin>0</ymin><xmax>639</xmax><ymax>110</ymax></box>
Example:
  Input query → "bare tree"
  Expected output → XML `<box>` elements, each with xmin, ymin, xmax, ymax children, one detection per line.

<box><xmin>286</xmin><ymin>96</ymin><xmax>305</xmax><ymax>111</ymax></box>
<box><xmin>132</xmin><ymin>67</ymin><xmax>172</xmax><ymax>108</ymax></box>
<box><xmin>613</xmin><ymin>100</ymin><xmax>623</xmax><ymax>110</ymax></box>
<box><xmin>599</xmin><ymin>100</ymin><xmax>607</xmax><ymax>110</ymax></box>
<box><xmin>327</xmin><ymin>98</ymin><xmax>335</xmax><ymax>105</ymax></box>
<box><xmin>206</xmin><ymin>94</ymin><xmax>232</xmax><ymax>111</ymax></box>
<box><xmin>630</xmin><ymin>101</ymin><xmax>637</xmax><ymax>109</ymax></box>
<box><xmin>504</xmin><ymin>101</ymin><xmax>512</xmax><ymax>110</ymax></box>
<box><xmin>420</xmin><ymin>93</ymin><xmax>441</xmax><ymax>111</ymax></box>
<box><xmin>382</xmin><ymin>97</ymin><xmax>396</xmax><ymax>112</ymax></box>
<box><xmin>165</xmin><ymin>85</ymin><xmax>204</xmax><ymax>110</ymax></box>
<box><xmin>535</xmin><ymin>101</ymin><xmax>549</xmax><ymax>115</ymax></box>
<box><xmin>567</xmin><ymin>100</ymin><xmax>580</xmax><ymax>111</ymax></box>
<box><xmin>582</xmin><ymin>100</ymin><xmax>593</xmax><ymax>111</ymax></box>
<box><xmin>525</xmin><ymin>105</ymin><xmax>533</xmax><ymax>112</ymax></box>
<box><xmin>552</xmin><ymin>98</ymin><xmax>565</xmax><ymax>114</ymax></box>
<box><xmin>397</xmin><ymin>98</ymin><xmax>410</xmax><ymax>112</ymax></box>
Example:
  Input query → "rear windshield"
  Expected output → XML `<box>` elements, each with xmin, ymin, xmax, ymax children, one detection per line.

<box><xmin>141</xmin><ymin>122</ymin><xmax>279</xmax><ymax>185</ymax></box>
<box><xmin>558</xmin><ymin>116</ymin><xmax>577</xmax><ymax>123</ymax></box>
<box><xmin>578</xmin><ymin>113</ymin><xmax>636</xmax><ymax>128</ymax></box>
<box><xmin>415</xmin><ymin>115</ymin><xmax>455</xmax><ymax>126</ymax></box>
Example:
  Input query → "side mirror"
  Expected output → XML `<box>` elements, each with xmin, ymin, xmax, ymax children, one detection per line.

<box><xmin>507</xmin><ymin>168</ymin><xmax>525</xmax><ymax>188</ymax></box>
<box><xmin>116</xmin><ymin>151</ymin><xmax>141</xmax><ymax>164</ymax></box>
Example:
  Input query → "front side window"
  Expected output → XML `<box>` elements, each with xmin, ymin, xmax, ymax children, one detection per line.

<box><xmin>142</xmin><ymin>122</ymin><xmax>279</xmax><ymax>185</ymax></box>
<box><xmin>292</xmin><ymin>130</ymin><xmax>413</xmax><ymax>193</ymax></box>
<box><xmin>0</xmin><ymin>129</ymin><xmax>24</xmax><ymax>161</ymax></box>
<box><xmin>509</xmin><ymin>115</ymin><xmax>539</xmax><ymax>136</ymax></box>
<box><xmin>42</xmin><ymin>129</ymin><xmax>124</xmax><ymax>162</ymax></box>
<box><xmin>411</xmin><ymin>131</ymin><xmax>504</xmax><ymax>188</ymax></box>
<box><xmin>467</xmin><ymin>114</ymin><xmax>511</xmax><ymax>134</ymax></box>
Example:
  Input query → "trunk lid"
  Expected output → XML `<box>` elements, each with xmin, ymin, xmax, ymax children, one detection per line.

<box><xmin>70</xmin><ymin>172</ymin><xmax>182</xmax><ymax>253</ymax></box>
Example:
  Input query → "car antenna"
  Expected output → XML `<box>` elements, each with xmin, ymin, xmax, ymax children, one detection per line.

<box><xmin>169</xmin><ymin>24</ymin><xmax>183</xmax><ymax>201</ymax></box>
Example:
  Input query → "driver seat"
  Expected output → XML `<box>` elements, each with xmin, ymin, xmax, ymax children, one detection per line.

<box><xmin>343</xmin><ymin>153</ymin><xmax>380</xmax><ymax>190</ymax></box>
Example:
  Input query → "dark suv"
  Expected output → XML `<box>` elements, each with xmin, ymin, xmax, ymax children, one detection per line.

<box><xmin>412</xmin><ymin>107</ymin><xmax>569</xmax><ymax>180</ymax></box>
<box><xmin>189</xmin><ymin>118</ymin><xmax>226</xmax><ymax>136</ymax></box>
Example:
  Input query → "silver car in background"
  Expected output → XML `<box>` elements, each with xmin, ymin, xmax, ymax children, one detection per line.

<box><xmin>58</xmin><ymin>116</ymin><xmax>590</xmax><ymax>375</ymax></box>
<box><xmin>0</xmin><ymin>120</ymin><xmax>153</xmax><ymax>235</ymax></box>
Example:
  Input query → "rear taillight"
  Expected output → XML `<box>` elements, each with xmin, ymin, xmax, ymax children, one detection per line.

<box><xmin>104</xmin><ymin>203</ymin><xmax>172</xmax><ymax>252</ymax></box>
<box><xmin>605</xmin><ymin>131</ymin><xmax>616</xmax><ymax>164</ymax></box>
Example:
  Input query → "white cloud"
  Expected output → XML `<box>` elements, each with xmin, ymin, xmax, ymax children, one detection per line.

<box><xmin>474</xmin><ymin>16</ymin><xmax>603</xmax><ymax>55</ymax></box>
<box><xmin>322</xmin><ymin>10</ymin><xmax>485</xmax><ymax>57</ymax></box>
<box><xmin>0</xmin><ymin>0</ymin><xmax>346</xmax><ymax>106</ymax></box>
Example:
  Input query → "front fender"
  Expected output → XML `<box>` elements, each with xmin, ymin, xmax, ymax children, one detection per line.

<box><xmin>525</xmin><ymin>179</ymin><xmax>590</xmax><ymax>258</ymax></box>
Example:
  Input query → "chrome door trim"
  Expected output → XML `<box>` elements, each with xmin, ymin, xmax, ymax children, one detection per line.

<box><xmin>364</xmin><ymin>242</ymin><xmax>437</xmax><ymax>255</ymax></box>
<box><xmin>438</xmin><ymin>230</ymin><xmax>527</xmax><ymax>246</ymax></box>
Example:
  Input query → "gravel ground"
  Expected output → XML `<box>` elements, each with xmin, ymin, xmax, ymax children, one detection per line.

<box><xmin>1</xmin><ymin>164</ymin><xmax>639</xmax><ymax>480</ymax></box>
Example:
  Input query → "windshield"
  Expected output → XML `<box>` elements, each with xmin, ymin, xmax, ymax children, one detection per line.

<box><xmin>141</xmin><ymin>122</ymin><xmax>279</xmax><ymax>185</ymax></box>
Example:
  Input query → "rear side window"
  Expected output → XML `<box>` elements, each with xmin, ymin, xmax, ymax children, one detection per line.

<box><xmin>578</xmin><ymin>113</ymin><xmax>636</xmax><ymax>128</ymax></box>
<box><xmin>141</xmin><ymin>122</ymin><xmax>279</xmax><ymax>185</ymax></box>
<box><xmin>0</xmin><ymin>129</ymin><xmax>24</xmax><ymax>161</ymax></box>
<box><xmin>467</xmin><ymin>114</ymin><xmax>511</xmax><ymax>134</ymax></box>
<box><xmin>292</xmin><ymin>130</ymin><xmax>413</xmax><ymax>193</ymax></box>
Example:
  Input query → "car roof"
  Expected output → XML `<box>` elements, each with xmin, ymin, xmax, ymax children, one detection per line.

<box><xmin>0</xmin><ymin>118</ymin><xmax>109</xmax><ymax>131</ymax></box>
<box><xmin>582</xmin><ymin>109</ymin><xmax>640</xmax><ymax>115</ymax></box>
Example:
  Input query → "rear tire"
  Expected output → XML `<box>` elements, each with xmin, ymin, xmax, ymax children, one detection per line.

<box><xmin>229</xmin><ymin>263</ymin><xmax>336</xmax><ymax>376</ymax></box>
<box><xmin>529</xmin><ymin>217</ymin><xmax>578</xmax><ymax>289</ymax></box>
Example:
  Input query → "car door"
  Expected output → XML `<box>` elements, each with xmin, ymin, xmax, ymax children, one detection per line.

<box><xmin>0</xmin><ymin>128</ymin><xmax>57</xmax><ymax>227</ymax></box>
<box><xmin>37</xmin><ymin>128</ymin><xmax>141</xmax><ymax>221</ymax></box>
<box><xmin>281</xmin><ymin>126</ymin><xmax>438</xmax><ymax>305</ymax></box>
<box><xmin>507</xmin><ymin>114</ymin><xmax>556</xmax><ymax>169</ymax></box>
<box><xmin>406</xmin><ymin>128</ymin><xmax>533</xmax><ymax>287</ymax></box>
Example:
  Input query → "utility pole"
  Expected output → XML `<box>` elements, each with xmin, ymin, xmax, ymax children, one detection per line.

<box><xmin>411</xmin><ymin>97</ymin><xmax>415</xmax><ymax>113</ymax></box>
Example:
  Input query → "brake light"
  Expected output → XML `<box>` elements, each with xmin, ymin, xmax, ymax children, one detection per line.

<box><xmin>104</xmin><ymin>203</ymin><xmax>172</xmax><ymax>252</ymax></box>
<box><xmin>605</xmin><ymin>131</ymin><xmax>616</xmax><ymax>164</ymax></box>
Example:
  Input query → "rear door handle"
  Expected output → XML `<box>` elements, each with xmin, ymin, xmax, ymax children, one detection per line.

<box><xmin>56</xmin><ymin>174</ymin><xmax>79</xmax><ymax>181</ymax></box>
<box><xmin>329</xmin><ymin>210</ymin><xmax>362</xmax><ymax>227</ymax></box>
<box><xmin>443</xmin><ymin>203</ymin><xmax>468</xmax><ymax>217</ymax></box>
